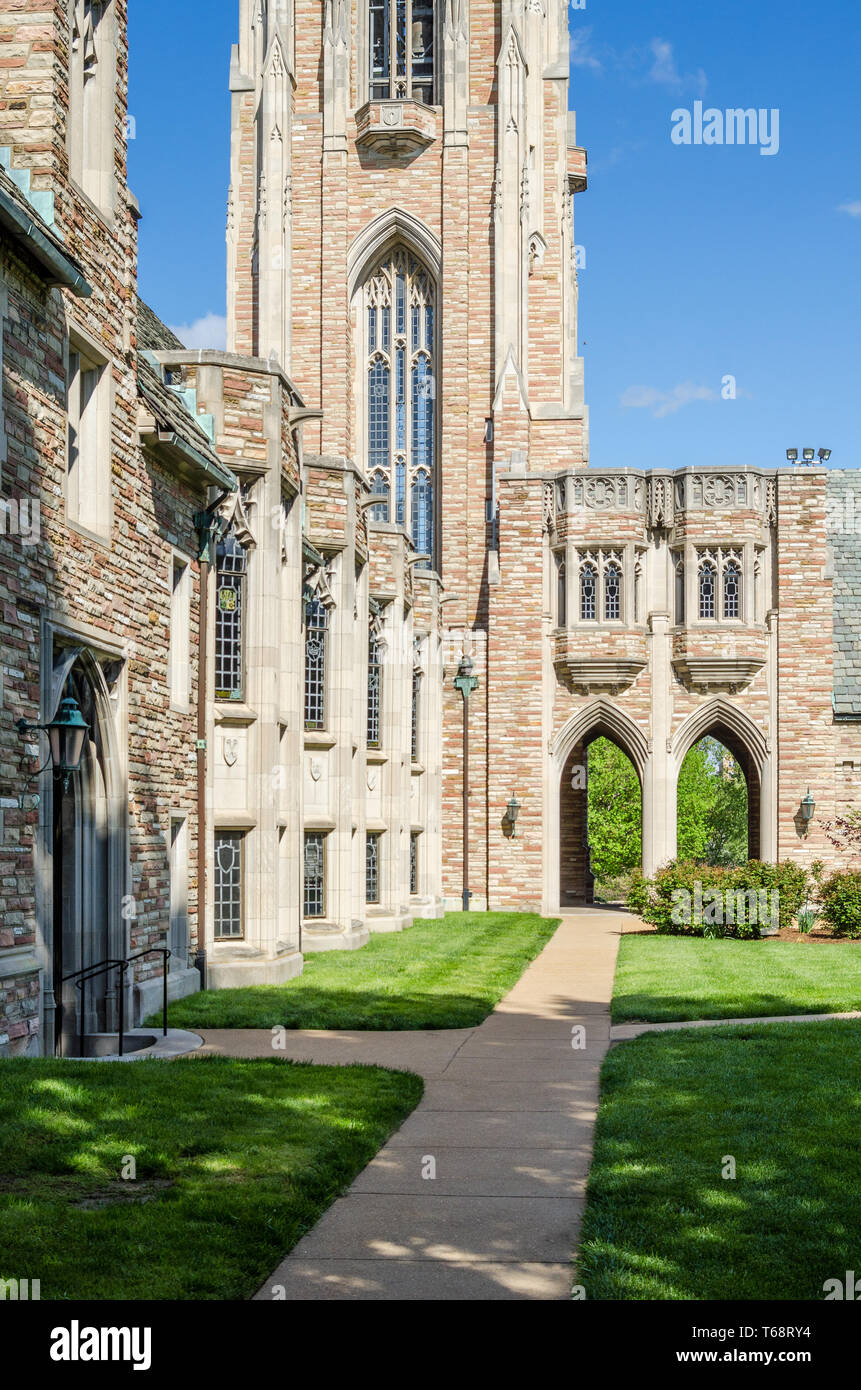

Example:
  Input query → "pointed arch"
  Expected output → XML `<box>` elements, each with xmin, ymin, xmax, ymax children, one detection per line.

<box><xmin>552</xmin><ymin>699</ymin><xmax>650</xmax><ymax>783</ymax></box>
<box><xmin>671</xmin><ymin>699</ymin><xmax>768</xmax><ymax>774</ymax></box>
<box><xmin>347</xmin><ymin>208</ymin><xmax>442</xmax><ymax>300</ymax></box>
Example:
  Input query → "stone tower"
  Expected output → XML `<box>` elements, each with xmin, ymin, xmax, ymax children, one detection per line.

<box><xmin>226</xmin><ymin>0</ymin><xmax>588</xmax><ymax>909</ymax></box>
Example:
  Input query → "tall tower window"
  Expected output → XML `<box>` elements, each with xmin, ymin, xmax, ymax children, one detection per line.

<box><xmin>215</xmin><ymin>531</ymin><xmax>247</xmax><ymax>701</ymax></box>
<box><xmin>304</xmin><ymin>597</ymin><xmax>329</xmax><ymax>730</ymax></box>
<box><xmin>363</xmin><ymin>249</ymin><xmax>437</xmax><ymax>564</ymax></box>
<box><xmin>369</xmin><ymin>0</ymin><xmax>434</xmax><ymax>104</ymax></box>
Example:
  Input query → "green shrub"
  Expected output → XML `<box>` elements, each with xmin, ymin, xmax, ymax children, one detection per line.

<box><xmin>819</xmin><ymin>871</ymin><xmax>861</xmax><ymax>938</ymax></box>
<box><xmin>625</xmin><ymin>859</ymin><xmax>808</xmax><ymax>940</ymax></box>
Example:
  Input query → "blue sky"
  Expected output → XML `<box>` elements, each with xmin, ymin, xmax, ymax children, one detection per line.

<box><xmin>129</xmin><ymin>0</ymin><xmax>861</xmax><ymax>471</ymax></box>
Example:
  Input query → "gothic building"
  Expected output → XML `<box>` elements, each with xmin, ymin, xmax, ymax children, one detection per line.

<box><xmin>224</xmin><ymin>0</ymin><xmax>861</xmax><ymax>916</ymax></box>
<box><xmin>0</xmin><ymin>1</ymin><xmax>859</xmax><ymax>1057</ymax></box>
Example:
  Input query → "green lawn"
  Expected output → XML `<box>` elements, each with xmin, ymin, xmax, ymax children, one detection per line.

<box><xmin>576</xmin><ymin>1020</ymin><xmax>861</xmax><ymax>1300</ymax></box>
<box><xmin>0</xmin><ymin>1056</ymin><xmax>421</xmax><ymax>1300</ymax></box>
<box><xmin>612</xmin><ymin>933</ymin><xmax>861</xmax><ymax>1023</ymax></box>
<box><xmin>158</xmin><ymin>912</ymin><xmax>560</xmax><ymax>1031</ymax></box>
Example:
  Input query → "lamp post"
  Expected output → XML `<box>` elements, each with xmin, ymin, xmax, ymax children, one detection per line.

<box><xmin>18</xmin><ymin>696</ymin><xmax>89</xmax><ymax>1055</ymax></box>
<box><xmin>454</xmin><ymin>655</ymin><xmax>479</xmax><ymax>912</ymax></box>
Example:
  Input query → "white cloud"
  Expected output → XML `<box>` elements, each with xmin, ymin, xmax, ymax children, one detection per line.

<box><xmin>648</xmin><ymin>38</ymin><xmax>681</xmax><ymax>85</ymax></box>
<box><xmin>167</xmin><ymin>312</ymin><xmax>227</xmax><ymax>350</ymax></box>
<box><xmin>646</xmin><ymin>37</ymin><xmax>707</xmax><ymax>96</ymax></box>
<box><xmin>837</xmin><ymin>201</ymin><xmax>861</xmax><ymax>218</ymax></box>
<box><xmin>620</xmin><ymin>382</ymin><xmax>717</xmax><ymax>419</ymax></box>
<box><xmin>570</xmin><ymin>26</ymin><xmax>602</xmax><ymax>71</ymax></box>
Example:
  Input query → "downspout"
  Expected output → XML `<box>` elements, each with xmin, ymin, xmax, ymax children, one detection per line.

<box><xmin>454</xmin><ymin>656</ymin><xmax>479</xmax><ymax>912</ymax></box>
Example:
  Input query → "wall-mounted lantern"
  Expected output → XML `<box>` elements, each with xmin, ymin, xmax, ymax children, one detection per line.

<box><xmin>17</xmin><ymin>697</ymin><xmax>89</xmax><ymax>794</ymax></box>
<box><xmin>800</xmin><ymin>788</ymin><xmax>816</xmax><ymax>835</ymax></box>
<box><xmin>504</xmin><ymin>793</ymin><xmax>522</xmax><ymax>838</ymax></box>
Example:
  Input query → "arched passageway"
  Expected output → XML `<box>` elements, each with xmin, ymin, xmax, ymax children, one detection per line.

<box><xmin>678</xmin><ymin>734</ymin><xmax>751</xmax><ymax>866</ymax></box>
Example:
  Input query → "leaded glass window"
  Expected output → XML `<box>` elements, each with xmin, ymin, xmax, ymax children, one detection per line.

<box><xmin>580</xmin><ymin>563</ymin><xmax>597</xmax><ymax>621</ymax></box>
<box><xmin>366</xmin><ymin>832</ymin><xmax>381</xmax><ymax>904</ymax></box>
<box><xmin>364</xmin><ymin>249</ymin><xmax>436</xmax><ymax>565</ymax></box>
<box><xmin>699</xmin><ymin>560</ymin><xmax>716</xmax><ymax>620</ymax></box>
<box><xmin>304</xmin><ymin>833</ymin><xmax>326</xmax><ymax>918</ymax></box>
<box><xmin>214</xmin><ymin>832</ymin><xmax>243</xmax><ymax>940</ymax></box>
<box><xmin>410</xmin><ymin>831</ymin><xmax>419</xmax><ymax>895</ymax></box>
<box><xmin>411</xmin><ymin>668</ymin><xmax>421</xmax><ymax>761</ymax></box>
<box><xmin>215</xmin><ymin>531</ymin><xmax>247</xmax><ymax>700</ymax></box>
<box><xmin>369</xmin><ymin>0</ymin><xmax>434</xmax><ymax>103</ymax></box>
<box><xmin>723</xmin><ymin>560</ymin><xmax>741</xmax><ymax>619</ymax></box>
<box><xmin>368</xmin><ymin>628</ymin><xmax>382</xmax><ymax>748</ymax></box>
<box><xmin>305</xmin><ymin>597</ymin><xmax>328</xmax><ymax>730</ymax></box>
<box><xmin>556</xmin><ymin>555</ymin><xmax>567</xmax><ymax>627</ymax></box>
<box><xmin>604</xmin><ymin>562</ymin><xmax>622</xmax><ymax>621</ymax></box>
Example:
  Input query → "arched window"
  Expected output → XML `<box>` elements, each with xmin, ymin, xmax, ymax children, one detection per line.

<box><xmin>698</xmin><ymin>559</ymin><xmax>717</xmax><ymax>620</ymax></box>
<box><xmin>723</xmin><ymin>560</ymin><xmax>741</xmax><ymax>619</ymax></box>
<box><xmin>363</xmin><ymin>248</ymin><xmax>436</xmax><ymax>565</ymax></box>
<box><xmin>674</xmin><ymin>558</ymin><xmax>685</xmax><ymax>625</ymax></box>
<box><xmin>369</xmin><ymin>0</ymin><xmax>434</xmax><ymax>104</ymax></box>
<box><xmin>604</xmin><ymin>562</ymin><xmax>622</xmax><ymax>621</ymax></box>
<box><xmin>304</xmin><ymin>597</ymin><xmax>329</xmax><ymax>730</ymax></box>
<box><xmin>580</xmin><ymin>562</ymin><xmax>597</xmax><ymax>621</ymax></box>
<box><xmin>215</xmin><ymin>531</ymin><xmax>247</xmax><ymax>701</ymax></box>
<box><xmin>556</xmin><ymin>555</ymin><xmax>567</xmax><ymax>627</ymax></box>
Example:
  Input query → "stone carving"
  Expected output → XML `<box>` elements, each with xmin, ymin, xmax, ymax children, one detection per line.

<box><xmin>309</xmin><ymin>758</ymin><xmax>322</xmax><ymax>782</ymax></box>
<box><xmin>223</xmin><ymin>737</ymin><xmax>238</xmax><ymax>767</ymax></box>
<box><xmin>648</xmin><ymin>476</ymin><xmax>674</xmax><ymax>529</ymax></box>
<box><xmin>542</xmin><ymin>480</ymin><xmax>555</xmax><ymax>531</ymax></box>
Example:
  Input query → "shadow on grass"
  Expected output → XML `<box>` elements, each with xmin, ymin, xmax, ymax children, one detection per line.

<box><xmin>157</xmin><ymin>913</ymin><xmax>561</xmax><ymax>1032</ymax></box>
<box><xmin>576</xmin><ymin>1020</ymin><xmax>861</xmax><ymax>1300</ymax></box>
<box><xmin>0</xmin><ymin>1055</ymin><xmax>422</xmax><ymax>1300</ymax></box>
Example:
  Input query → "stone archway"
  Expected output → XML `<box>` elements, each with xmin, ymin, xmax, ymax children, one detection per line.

<box><xmin>671</xmin><ymin>700</ymin><xmax>774</xmax><ymax>865</ymax></box>
<box><xmin>548</xmin><ymin>700</ymin><xmax>650</xmax><ymax>912</ymax></box>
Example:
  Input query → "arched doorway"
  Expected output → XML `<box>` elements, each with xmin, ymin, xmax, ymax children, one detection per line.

<box><xmin>678</xmin><ymin>735</ymin><xmax>750</xmax><ymax>865</ymax></box>
<box><xmin>554</xmin><ymin>702</ymin><xmax>649</xmax><ymax>908</ymax></box>
<box><xmin>51</xmin><ymin>652</ymin><xmax>125</xmax><ymax>1055</ymax></box>
<box><xmin>672</xmin><ymin>701</ymin><xmax>772</xmax><ymax>867</ymax></box>
<box><xmin>560</xmin><ymin>735</ymin><xmax>643</xmax><ymax>904</ymax></box>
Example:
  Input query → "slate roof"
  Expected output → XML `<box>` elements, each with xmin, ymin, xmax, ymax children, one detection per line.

<box><xmin>0</xmin><ymin>163</ymin><xmax>90</xmax><ymax>294</ymax></box>
<box><xmin>827</xmin><ymin>470</ymin><xmax>861</xmax><ymax>717</ymax></box>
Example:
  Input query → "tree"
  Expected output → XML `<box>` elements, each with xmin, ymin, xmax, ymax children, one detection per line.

<box><xmin>586</xmin><ymin>737</ymin><xmax>641</xmax><ymax>880</ymax></box>
<box><xmin>677</xmin><ymin>737</ymin><xmax>748</xmax><ymax>866</ymax></box>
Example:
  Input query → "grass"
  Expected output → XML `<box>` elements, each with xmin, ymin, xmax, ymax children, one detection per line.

<box><xmin>612</xmin><ymin>932</ymin><xmax>861</xmax><ymax>1023</ymax></box>
<box><xmin>158</xmin><ymin>912</ymin><xmax>560</xmax><ymax>1031</ymax></box>
<box><xmin>576</xmin><ymin>1020</ymin><xmax>861</xmax><ymax>1300</ymax></box>
<box><xmin>0</xmin><ymin>1055</ymin><xmax>421</xmax><ymax>1300</ymax></box>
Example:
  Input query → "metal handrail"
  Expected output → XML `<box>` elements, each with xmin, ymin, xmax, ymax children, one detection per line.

<box><xmin>62</xmin><ymin>944</ymin><xmax>172</xmax><ymax>1057</ymax></box>
<box><xmin>123</xmin><ymin>947</ymin><xmax>172</xmax><ymax>1040</ymax></box>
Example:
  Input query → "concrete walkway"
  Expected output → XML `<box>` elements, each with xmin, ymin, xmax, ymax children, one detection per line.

<box><xmin>198</xmin><ymin>908</ymin><xmax>623</xmax><ymax>1301</ymax></box>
